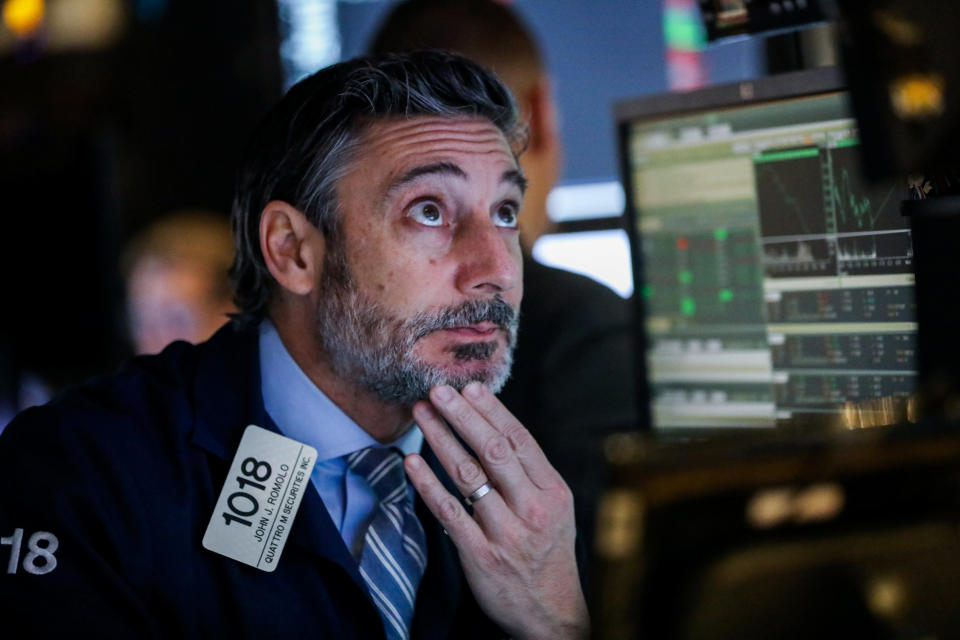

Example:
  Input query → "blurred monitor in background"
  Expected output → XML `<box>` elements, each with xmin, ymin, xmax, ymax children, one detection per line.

<box><xmin>122</xmin><ymin>210</ymin><xmax>236</xmax><ymax>355</ymax></box>
<box><xmin>368</xmin><ymin>0</ymin><xmax>639</xmax><ymax>567</ymax></box>
<box><xmin>617</xmin><ymin>67</ymin><xmax>916</xmax><ymax>433</ymax></box>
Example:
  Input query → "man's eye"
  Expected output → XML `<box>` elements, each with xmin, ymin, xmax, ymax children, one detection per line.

<box><xmin>409</xmin><ymin>202</ymin><xmax>444</xmax><ymax>227</ymax></box>
<box><xmin>493</xmin><ymin>203</ymin><xmax>519</xmax><ymax>228</ymax></box>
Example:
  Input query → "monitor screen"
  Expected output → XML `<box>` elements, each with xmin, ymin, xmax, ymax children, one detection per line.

<box><xmin>617</xmin><ymin>68</ymin><xmax>916</xmax><ymax>430</ymax></box>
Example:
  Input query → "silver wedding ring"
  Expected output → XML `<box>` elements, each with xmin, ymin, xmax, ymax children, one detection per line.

<box><xmin>464</xmin><ymin>482</ymin><xmax>493</xmax><ymax>506</ymax></box>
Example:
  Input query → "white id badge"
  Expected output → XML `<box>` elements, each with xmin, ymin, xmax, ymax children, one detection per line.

<box><xmin>202</xmin><ymin>425</ymin><xmax>317</xmax><ymax>571</ymax></box>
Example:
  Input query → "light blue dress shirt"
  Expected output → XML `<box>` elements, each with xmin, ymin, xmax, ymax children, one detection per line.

<box><xmin>259</xmin><ymin>320</ymin><xmax>423</xmax><ymax>560</ymax></box>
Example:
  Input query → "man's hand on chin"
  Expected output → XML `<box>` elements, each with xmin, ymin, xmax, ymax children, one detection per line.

<box><xmin>404</xmin><ymin>381</ymin><xmax>590</xmax><ymax>640</ymax></box>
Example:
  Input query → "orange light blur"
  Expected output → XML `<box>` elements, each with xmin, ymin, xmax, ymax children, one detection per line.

<box><xmin>890</xmin><ymin>73</ymin><xmax>946</xmax><ymax>120</ymax></box>
<box><xmin>3</xmin><ymin>0</ymin><xmax>45</xmax><ymax>37</ymax></box>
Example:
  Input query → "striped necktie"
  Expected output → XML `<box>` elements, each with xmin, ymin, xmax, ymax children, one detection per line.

<box><xmin>347</xmin><ymin>446</ymin><xmax>428</xmax><ymax>640</ymax></box>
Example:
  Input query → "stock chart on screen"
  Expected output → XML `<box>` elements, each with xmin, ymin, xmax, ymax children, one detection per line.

<box><xmin>621</xmin><ymin>75</ymin><xmax>916</xmax><ymax>429</ymax></box>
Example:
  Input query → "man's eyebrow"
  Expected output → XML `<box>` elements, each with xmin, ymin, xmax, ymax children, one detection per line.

<box><xmin>502</xmin><ymin>168</ymin><xmax>527</xmax><ymax>194</ymax></box>
<box><xmin>387</xmin><ymin>161</ymin><xmax>467</xmax><ymax>196</ymax></box>
<box><xmin>385</xmin><ymin>162</ymin><xmax>528</xmax><ymax>197</ymax></box>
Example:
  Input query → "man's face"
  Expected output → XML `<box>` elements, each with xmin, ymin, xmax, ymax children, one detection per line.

<box><xmin>127</xmin><ymin>258</ymin><xmax>233</xmax><ymax>355</ymax></box>
<box><xmin>314</xmin><ymin>116</ymin><xmax>525</xmax><ymax>405</ymax></box>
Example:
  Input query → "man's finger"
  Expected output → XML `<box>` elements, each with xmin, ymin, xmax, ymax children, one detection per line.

<box><xmin>403</xmin><ymin>453</ymin><xmax>487</xmax><ymax>550</ymax></box>
<box><xmin>425</xmin><ymin>386</ymin><xmax>537</xmax><ymax>506</ymax></box>
<box><xmin>461</xmin><ymin>381</ymin><xmax>567</xmax><ymax>492</ymax></box>
<box><xmin>412</xmin><ymin>401</ymin><xmax>513</xmax><ymax>537</ymax></box>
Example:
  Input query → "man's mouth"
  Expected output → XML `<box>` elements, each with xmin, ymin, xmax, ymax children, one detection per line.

<box><xmin>442</xmin><ymin>322</ymin><xmax>499</xmax><ymax>339</ymax></box>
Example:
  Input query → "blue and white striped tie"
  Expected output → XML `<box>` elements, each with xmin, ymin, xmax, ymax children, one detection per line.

<box><xmin>347</xmin><ymin>446</ymin><xmax>428</xmax><ymax>640</ymax></box>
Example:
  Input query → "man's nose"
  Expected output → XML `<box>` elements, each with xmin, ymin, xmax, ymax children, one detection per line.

<box><xmin>453</xmin><ymin>215</ymin><xmax>521</xmax><ymax>297</ymax></box>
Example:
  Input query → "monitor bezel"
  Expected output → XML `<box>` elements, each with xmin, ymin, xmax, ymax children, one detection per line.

<box><xmin>614</xmin><ymin>66</ymin><xmax>850</xmax><ymax>436</ymax></box>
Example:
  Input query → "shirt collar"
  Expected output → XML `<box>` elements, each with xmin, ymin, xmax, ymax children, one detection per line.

<box><xmin>258</xmin><ymin>319</ymin><xmax>423</xmax><ymax>462</ymax></box>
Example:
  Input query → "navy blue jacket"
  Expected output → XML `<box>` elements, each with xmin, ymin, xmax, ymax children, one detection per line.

<box><xmin>0</xmin><ymin>323</ymin><xmax>501</xmax><ymax>638</ymax></box>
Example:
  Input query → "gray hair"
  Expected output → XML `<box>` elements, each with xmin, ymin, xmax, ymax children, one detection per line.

<box><xmin>229</xmin><ymin>50</ymin><xmax>526</xmax><ymax>325</ymax></box>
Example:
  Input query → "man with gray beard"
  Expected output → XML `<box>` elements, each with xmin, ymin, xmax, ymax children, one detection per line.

<box><xmin>314</xmin><ymin>226</ymin><xmax>518</xmax><ymax>403</ymax></box>
<box><xmin>0</xmin><ymin>51</ymin><xmax>587</xmax><ymax>639</ymax></box>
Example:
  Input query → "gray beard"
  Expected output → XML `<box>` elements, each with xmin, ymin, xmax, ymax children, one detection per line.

<box><xmin>314</xmin><ymin>246</ymin><xmax>518</xmax><ymax>406</ymax></box>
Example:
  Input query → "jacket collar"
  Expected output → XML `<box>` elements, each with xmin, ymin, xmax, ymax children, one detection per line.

<box><xmin>189</xmin><ymin>321</ymin><xmax>267</xmax><ymax>461</ymax></box>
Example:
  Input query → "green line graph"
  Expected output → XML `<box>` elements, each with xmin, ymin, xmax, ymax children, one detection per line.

<box><xmin>830</xmin><ymin>146</ymin><xmax>903</xmax><ymax>233</ymax></box>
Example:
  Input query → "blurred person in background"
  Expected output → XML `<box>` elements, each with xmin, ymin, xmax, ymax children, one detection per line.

<box><xmin>2</xmin><ymin>211</ymin><xmax>233</xmax><ymax>432</ymax></box>
<box><xmin>122</xmin><ymin>210</ymin><xmax>236</xmax><ymax>354</ymax></box>
<box><xmin>369</xmin><ymin>0</ymin><xmax>639</xmax><ymax>568</ymax></box>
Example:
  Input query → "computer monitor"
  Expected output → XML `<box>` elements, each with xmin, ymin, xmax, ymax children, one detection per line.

<box><xmin>616</xmin><ymin>67</ymin><xmax>916</xmax><ymax>431</ymax></box>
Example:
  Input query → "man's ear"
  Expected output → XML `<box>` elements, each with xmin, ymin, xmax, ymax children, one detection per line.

<box><xmin>259</xmin><ymin>200</ymin><xmax>324</xmax><ymax>296</ymax></box>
